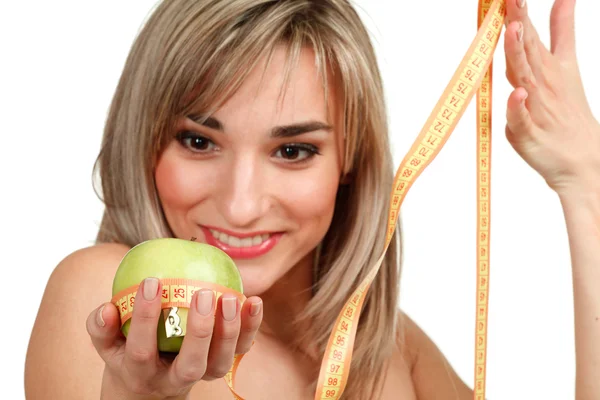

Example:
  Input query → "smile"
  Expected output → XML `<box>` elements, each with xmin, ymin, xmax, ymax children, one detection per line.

<box><xmin>200</xmin><ymin>226</ymin><xmax>282</xmax><ymax>259</ymax></box>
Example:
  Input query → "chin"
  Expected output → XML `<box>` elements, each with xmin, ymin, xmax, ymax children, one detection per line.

<box><xmin>236</xmin><ymin>251</ymin><xmax>314</xmax><ymax>298</ymax></box>
<box><xmin>236</xmin><ymin>267</ymin><xmax>278</xmax><ymax>297</ymax></box>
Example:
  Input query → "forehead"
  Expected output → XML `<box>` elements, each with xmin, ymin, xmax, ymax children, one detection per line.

<box><xmin>210</xmin><ymin>44</ymin><xmax>337</xmax><ymax>128</ymax></box>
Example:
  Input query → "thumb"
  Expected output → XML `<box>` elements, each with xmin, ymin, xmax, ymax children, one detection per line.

<box><xmin>505</xmin><ymin>87</ymin><xmax>533</xmax><ymax>145</ymax></box>
<box><xmin>86</xmin><ymin>302</ymin><xmax>124</xmax><ymax>364</ymax></box>
<box><xmin>550</xmin><ymin>0</ymin><xmax>577</xmax><ymax>59</ymax></box>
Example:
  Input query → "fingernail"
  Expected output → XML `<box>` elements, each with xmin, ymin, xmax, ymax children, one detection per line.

<box><xmin>196</xmin><ymin>289</ymin><xmax>214</xmax><ymax>316</ymax></box>
<box><xmin>250</xmin><ymin>301</ymin><xmax>262</xmax><ymax>316</ymax></box>
<box><xmin>143</xmin><ymin>277</ymin><xmax>159</xmax><ymax>300</ymax></box>
<box><xmin>222</xmin><ymin>296</ymin><xmax>237</xmax><ymax>321</ymax></box>
<box><xmin>519</xmin><ymin>0</ymin><xmax>525</xmax><ymax>8</ymax></box>
<box><xmin>517</xmin><ymin>22</ymin><xmax>524</xmax><ymax>42</ymax></box>
<box><xmin>97</xmin><ymin>305</ymin><xmax>106</xmax><ymax>327</ymax></box>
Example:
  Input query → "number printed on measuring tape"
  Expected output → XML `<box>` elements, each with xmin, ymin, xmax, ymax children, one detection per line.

<box><xmin>111</xmin><ymin>278</ymin><xmax>246</xmax><ymax>327</ymax></box>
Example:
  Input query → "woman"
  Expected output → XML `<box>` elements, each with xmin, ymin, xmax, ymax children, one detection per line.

<box><xmin>24</xmin><ymin>0</ymin><xmax>599</xmax><ymax>399</ymax></box>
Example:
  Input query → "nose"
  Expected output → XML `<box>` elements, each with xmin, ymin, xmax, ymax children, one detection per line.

<box><xmin>218</xmin><ymin>154</ymin><xmax>271</xmax><ymax>228</ymax></box>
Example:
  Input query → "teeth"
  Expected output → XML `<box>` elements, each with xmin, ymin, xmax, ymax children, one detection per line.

<box><xmin>209</xmin><ymin>229</ymin><xmax>271</xmax><ymax>248</ymax></box>
<box><xmin>229</xmin><ymin>236</ymin><xmax>241</xmax><ymax>247</ymax></box>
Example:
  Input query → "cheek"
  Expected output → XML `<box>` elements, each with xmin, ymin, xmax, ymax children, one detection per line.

<box><xmin>155</xmin><ymin>148</ymin><xmax>212</xmax><ymax>215</ymax></box>
<box><xmin>282</xmin><ymin>166</ymin><xmax>340</xmax><ymax>229</ymax></box>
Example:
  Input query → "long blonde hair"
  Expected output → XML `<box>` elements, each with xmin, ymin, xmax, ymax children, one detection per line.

<box><xmin>93</xmin><ymin>1</ymin><xmax>404</xmax><ymax>398</ymax></box>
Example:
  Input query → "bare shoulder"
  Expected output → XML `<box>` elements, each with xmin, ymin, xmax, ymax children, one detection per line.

<box><xmin>32</xmin><ymin>242</ymin><xmax>131</xmax><ymax>319</ymax></box>
<box><xmin>51</xmin><ymin>242</ymin><xmax>129</xmax><ymax>283</ymax></box>
<box><xmin>25</xmin><ymin>243</ymin><xmax>130</xmax><ymax>399</ymax></box>
<box><xmin>396</xmin><ymin>310</ymin><xmax>473</xmax><ymax>400</ymax></box>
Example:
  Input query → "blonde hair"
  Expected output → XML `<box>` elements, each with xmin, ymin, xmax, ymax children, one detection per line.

<box><xmin>93</xmin><ymin>0</ymin><xmax>404</xmax><ymax>398</ymax></box>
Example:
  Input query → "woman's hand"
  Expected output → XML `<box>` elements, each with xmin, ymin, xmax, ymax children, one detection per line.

<box><xmin>86</xmin><ymin>277</ymin><xmax>263</xmax><ymax>399</ymax></box>
<box><xmin>503</xmin><ymin>0</ymin><xmax>600</xmax><ymax>195</ymax></box>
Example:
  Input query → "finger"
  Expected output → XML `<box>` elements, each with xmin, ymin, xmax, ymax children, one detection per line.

<box><xmin>506</xmin><ymin>0</ymin><xmax>547</xmax><ymax>77</ymax></box>
<box><xmin>123</xmin><ymin>278</ymin><xmax>161</xmax><ymax>375</ymax></box>
<box><xmin>550</xmin><ymin>0</ymin><xmax>577</xmax><ymax>59</ymax></box>
<box><xmin>86</xmin><ymin>302</ymin><xmax>125</xmax><ymax>365</ymax></box>
<box><xmin>235</xmin><ymin>297</ymin><xmax>263</xmax><ymax>355</ymax></box>
<box><xmin>203</xmin><ymin>294</ymin><xmax>241</xmax><ymax>380</ymax></box>
<box><xmin>504</xmin><ymin>20</ymin><xmax>538</xmax><ymax>91</ymax></box>
<box><xmin>167</xmin><ymin>289</ymin><xmax>216</xmax><ymax>388</ymax></box>
<box><xmin>506</xmin><ymin>87</ymin><xmax>534</xmax><ymax>141</ymax></box>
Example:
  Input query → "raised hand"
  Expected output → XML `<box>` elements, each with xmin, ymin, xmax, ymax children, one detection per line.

<box><xmin>503</xmin><ymin>0</ymin><xmax>600</xmax><ymax>194</ymax></box>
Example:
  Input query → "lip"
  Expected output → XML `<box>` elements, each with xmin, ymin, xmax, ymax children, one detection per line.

<box><xmin>200</xmin><ymin>226</ymin><xmax>283</xmax><ymax>259</ymax></box>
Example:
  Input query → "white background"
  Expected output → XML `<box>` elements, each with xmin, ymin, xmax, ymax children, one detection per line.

<box><xmin>2</xmin><ymin>0</ymin><xmax>599</xmax><ymax>398</ymax></box>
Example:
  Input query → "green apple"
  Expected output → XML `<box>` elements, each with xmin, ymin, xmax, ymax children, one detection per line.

<box><xmin>112</xmin><ymin>237</ymin><xmax>243</xmax><ymax>352</ymax></box>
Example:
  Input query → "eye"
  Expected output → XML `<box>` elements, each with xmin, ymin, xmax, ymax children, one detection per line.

<box><xmin>176</xmin><ymin>131</ymin><xmax>218</xmax><ymax>153</ymax></box>
<box><xmin>274</xmin><ymin>144</ymin><xmax>320</xmax><ymax>162</ymax></box>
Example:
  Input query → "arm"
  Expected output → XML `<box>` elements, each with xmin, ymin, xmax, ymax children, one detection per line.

<box><xmin>558</xmin><ymin>188</ymin><xmax>600</xmax><ymax>400</ymax></box>
<box><xmin>501</xmin><ymin>0</ymin><xmax>600</xmax><ymax>395</ymax></box>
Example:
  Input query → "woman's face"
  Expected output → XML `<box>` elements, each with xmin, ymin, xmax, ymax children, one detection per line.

<box><xmin>155</xmin><ymin>46</ymin><xmax>345</xmax><ymax>296</ymax></box>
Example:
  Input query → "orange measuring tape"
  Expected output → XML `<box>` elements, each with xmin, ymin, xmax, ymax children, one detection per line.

<box><xmin>111</xmin><ymin>1</ymin><xmax>505</xmax><ymax>398</ymax></box>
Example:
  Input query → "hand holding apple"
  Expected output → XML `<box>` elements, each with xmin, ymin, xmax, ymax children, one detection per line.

<box><xmin>85</xmin><ymin>238</ymin><xmax>263</xmax><ymax>399</ymax></box>
<box><xmin>111</xmin><ymin>238</ymin><xmax>246</xmax><ymax>352</ymax></box>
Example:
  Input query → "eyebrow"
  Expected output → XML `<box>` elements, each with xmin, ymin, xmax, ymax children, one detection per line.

<box><xmin>188</xmin><ymin>114</ymin><xmax>332</xmax><ymax>138</ymax></box>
